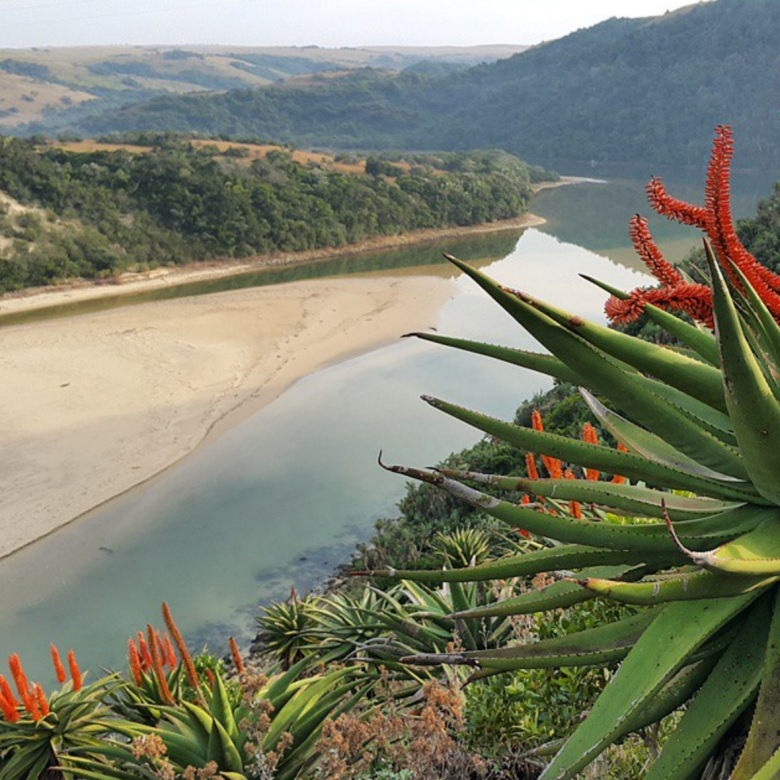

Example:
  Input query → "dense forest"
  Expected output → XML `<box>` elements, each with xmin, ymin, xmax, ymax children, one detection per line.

<box><xmin>72</xmin><ymin>0</ymin><xmax>780</xmax><ymax>169</ymax></box>
<box><xmin>0</xmin><ymin>136</ymin><xmax>545</xmax><ymax>293</ymax></box>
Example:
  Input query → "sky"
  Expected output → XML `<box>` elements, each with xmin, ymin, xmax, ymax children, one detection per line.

<box><xmin>0</xmin><ymin>0</ymin><xmax>708</xmax><ymax>49</ymax></box>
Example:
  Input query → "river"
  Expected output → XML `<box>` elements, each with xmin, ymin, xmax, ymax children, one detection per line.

<box><xmin>0</xmin><ymin>170</ymin><xmax>773</xmax><ymax>685</ymax></box>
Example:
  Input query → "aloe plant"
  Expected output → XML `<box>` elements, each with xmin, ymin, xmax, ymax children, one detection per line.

<box><xmin>355</xmin><ymin>128</ymin><xmax>780</xmax><ymax>779</ymax></box>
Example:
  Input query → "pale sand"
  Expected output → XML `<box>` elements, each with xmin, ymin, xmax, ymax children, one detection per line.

<box><xmin>0</xmin><ymin>275</ymin><xmax>455</xmax><ymax>559</ymax></box>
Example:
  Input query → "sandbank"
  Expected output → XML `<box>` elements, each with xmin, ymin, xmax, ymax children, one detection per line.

<box><xmin>0</xmin><ymin>274</ymin><xmax>455</xmax><ymax>560</ymax></box>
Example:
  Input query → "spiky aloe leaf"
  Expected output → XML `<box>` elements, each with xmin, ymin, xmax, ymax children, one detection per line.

<box><xmin>641</xmin><ymin>595</ymin><xmax>770</xmax><ymax>780</ymax></box>
<box><xmin>405</xmin><ymin>331</ymin><xmax>579</xmax><ymax>383</ymax></box>
<box><xmin>670</xmin><ymin>514</ymin><xmax>780</xmax><ymax>576</ymax></box>
<box><xmin>747</xmin><ymin>750</ymin><xmax>780</xmax><ymax>780</ymax></box>
<box><xmin>444</xmin><ymin>255</ymin><xmax>747</xmax><ymax>478</ymax></box>
<box><xmin>422</xmin><ymin>395</ymin><xmax>763</xmax><ymax>503</ymax></box>
<box><xmin>449</xmin><ymin>564</ymin><xmax>643</xmax><ymax>619</ymax></box>
<box><xmin>538</xmin><ymin>594</ymin><xmax>759</xmax><ymax>780</ymax></box>
<box><xmin>437</xmin><ymin>466</ymin><xmax>741</xmax><ymax>520</ymax></box>
<box><xmin>729</xmin><ymin>264</ymin><xmax>780</xmax><ymax>395</ymax></box>
<box><xmin>579</xmin><ymin>388</ymin><xmax>742</xmax><ymax>483</ymax></box>
<box><xmin>709</xmin><ymin>246</ymin><xmax>780</xmax><ymax>503</ymax></box>
<box><xmin>581</xmin><ymin>569</ymin><xmax>777</xmax><ymax>604</ymax></box>
<box><xmin>356</xmin><ymin>543</ymin><xmax>658</xmax><ymax>583</ymax></box>
<box><xmin>518</xmin><ymin>286</ymin><xmax>727</xmax><ymax>412</ymax></box>
<box><xmin>381</xmin><ymin>460</ymin><xmax>762</xmax><ymax>553</ymax></box>
<box><xmin>402</xmin><ymin>609</ymin><xmax>656</xmax><ymax>671</ymax></box>
<box><xmin>732</xmin><ymin>589</ymin><xmax>780</xmax><ymax>779</ymax></box>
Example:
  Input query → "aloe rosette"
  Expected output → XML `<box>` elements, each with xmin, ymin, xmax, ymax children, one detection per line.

<box><xmin>356</xmin><ymin>132</ymin><xmax>780</xmax><ymax>779</ymax></box>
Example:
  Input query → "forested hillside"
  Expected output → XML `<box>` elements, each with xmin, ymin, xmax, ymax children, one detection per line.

<box><xmin>0</xmin><ymin>136</ymin><xmax>541</xmax><ymax>292</ymax></box>
<box><xmin>0</xmin><ymin>45</ymin><xmax>526</xmax><ymax>136</ymax></box>
<box><xmin>76</xmin><ymin>0</ymin><xmax>780</xmax><ymax>168</ymax></box>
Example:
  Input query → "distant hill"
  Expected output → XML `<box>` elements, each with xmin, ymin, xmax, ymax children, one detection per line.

<box><xmin>0</xmin><ymin>44</ymin><xmax>527</xmax><ymax>135</ymax></box>
<box><xmin>72</xmin><ymin>0</ymin><xmax>780</xmax><ymax>168</ymax></box>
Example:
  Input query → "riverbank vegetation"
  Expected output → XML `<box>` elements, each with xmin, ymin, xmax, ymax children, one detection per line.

<box><xmin>0</xmin><ymin>135</ymin><xmax>548</xmax><ymax>293</ymax></box>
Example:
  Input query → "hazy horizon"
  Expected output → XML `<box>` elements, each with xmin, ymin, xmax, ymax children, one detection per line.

<box><xmin>2</xmin><ymin>0</ymin><xmax>709</xmax><ymax>49</ymax></box>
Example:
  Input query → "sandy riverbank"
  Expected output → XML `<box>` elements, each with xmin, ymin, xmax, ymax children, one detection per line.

<box><xmin>0</xmin><ymin>274</ymin><xmax>455</xmax><ymax>559</ymax></box>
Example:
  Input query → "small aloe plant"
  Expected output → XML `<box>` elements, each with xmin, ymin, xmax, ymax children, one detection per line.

<box><xmin>355</xmin><ymin>128</ymin><xmax>780</xmax><ymax>779</ymax></box>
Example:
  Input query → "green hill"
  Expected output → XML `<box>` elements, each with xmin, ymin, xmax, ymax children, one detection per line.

<box><xmin>0</xmin><ymin>137</ymin><xmax>540</xmax><ymax>292</ymax></box>
<box><xmin>74</xmin><ymin>0</ymin><xmax>780</xmax><ymax>168</ymax></box>
<box><xmin>0</xmin><ymin>45</ymin><xmax>526</xmax><ymax>136</ymax></box>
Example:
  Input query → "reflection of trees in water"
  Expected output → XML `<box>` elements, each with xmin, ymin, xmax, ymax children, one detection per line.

<box><xmin>0</xmin><ymin>229</ymin><xmax>524</xmax><ymax>328</ymax></box>
<box><xmin>534</xmin><ymin>172</ymin><xmax>776</xmax><ymax>263</ymax></box>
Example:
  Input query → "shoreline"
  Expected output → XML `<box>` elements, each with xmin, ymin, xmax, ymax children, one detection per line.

<box><xmin>0</xmin><ymin>274</ymin><xmax>455</xmax><ymax>561</ymax></box>
<box><xmin>0</xmin><ymin>213</ymin><xmax>540</xmax><ymax>316</ymax></box>
<box><xmin>0</xmin><ymin>173</ymin><xmax>583</xmax><ymax>317</ymax></box>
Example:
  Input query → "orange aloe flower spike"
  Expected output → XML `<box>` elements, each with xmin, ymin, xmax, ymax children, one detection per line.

<box><xmin>137</xmin><ymin>631</ymin><xmax>153</xmax><ymax>670</ymax></box>
<box><xmin>646</xmin><ymin>176</ymin><xmax>708</xmax><ymax>229</ymax></box>
<box><xmin>0</xmin><ymin>675</ymin><xmax>18</xmax><ymax>708</ymax></box>
<box><xmin>155</xmin><ymin>631</ymin><xmax>168</xmax><ymax>669</ymax></box>
<box><xmin>147</xmin><ymin>626</ymin><xmax>176</xmax><ymax>705</ymax></box>
<box><xmin>581</xmin><ymin>424</ymin><xmax>600</xmax><ymax>481</ymax></box>
<box><xmin>33</xmin><ymin>684</ymin><xmax>49</xmax><ymax>718</ymax></box>
<box><xmin>204</xmin><ymin>668</ymin><xmax>216</xmax><ymax>688</ymax></box>
<box><xmin>611</xmin><ymin>442</ymin><xmax>629</xmax><ymax>484</ymax></box>
<box><xmin>162</xmin><ymin>603</ymin><xmax>201</xmax><ymax>695</ymax></box>
<box><xmin>24</xmin><ymin>684</ymin><xmax>41</xmax><ymax>720</ymax></box>
<box><xmin>128</xmin><ymin>640</ymin><xmax>144</xmax><ymax>686</ymax></box>
<box><xmin>524</xmin><ymin>453</ymin><xmax>539</xmax><ymax>482</ymax></box>
<box><xmin>67</xmin><ymin>650</ymin><xmax>83</xmax><ymax>692</ymax></box>
<box><xmin>563</xmin><ymin>469</ymin><xmax>582</xmax><ymax>518</ymax></box>
<box><xmin>628</xmin><ymin>215</ymin><xmax>683</xmax><ymax>288</ymax></box>
<box><xmin>532</xmin><ymin>411</ymin><xmax>564</xmax><ymax>478</ymax></box>
<box><xmin>8</xmin><ymin>654</ymin><xmax>29</xmax><ymax>702</ymax></box>
<box><xmin>164</xmin><ymin>634</ymin><xmax>177</xmax><ymax>669</ymax></box>
<box><xmin>0</xmin><ymin>689</ymin><xmax>18</xmax><ymax>723</ymax></box>
<box><xmin>50</xmin><ymin>643</ymin><xmax>67</xmax><ymax>684</ymax></box>
<box><xmin>229</xmin><ymin>637</ymin><xmax>245</xmax><ymax>675</ymax></box>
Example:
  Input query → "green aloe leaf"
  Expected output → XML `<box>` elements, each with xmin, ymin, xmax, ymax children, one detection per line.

<box><xmin>580</xmin><ymin>389</ymin><xmax>741</xmax><ymax>482</ymax></box>
<box><xmin>519</xmin><ymin>286</ymin><xmax>727</xmax><ymax>412</ymax></box>
<box><xmin>582</xmin><ymin>569</ymin><xmax>777</xmax><ymax>604</ymax></box>
<box><xmin>449</xmin><ymin>564</ymin><xmax>642</xmax><ymax>619</ymax></box>
<box><xmin>672</xmin><ymin>515</ymin><xmax>780</xmax><ymax>576</ymax></box>
<box><xmin>748</xmin><ymin>747</ymin><xmax>780</xmax><ymax>780</ymax></box>
<box><xmin>209</xmin><ymin>672</ymin><xmax>238</xmax><ymax>744</ymax></box>
<box><xmin>402</xmin><ymin>609</ymin><xmax>657</xmax><ymax>671</ymax></box>
<box><xmin>405</xmin><ymin>331</ymin><xmax>579</xmax><ymax>383</ymax></box>
<box><xmin>382</xmin><ymin>461</ymin><xmax>759</xmax><ymax>553</ymax></box>
<box><xmin>538</xmin><ymin>593</ymin><xmax>760</xmax><ymax>780</ymax></box>
<box><xmin>445</xmin><ymin>255</ymin><xmax>747</xmax><ymax>479</ymax></box>
<box><xmin>732</xmin><ymin>589</ymin><xmax>780</xmax><ymax>779</ymax></box>
<box><xmin>423</xmin><ymin>395</ymin><xmax>764</xmax><ymax>503</ymax></box>
<box><xmin>438</xmin><ymin>466</ymin><xmax>742</xmax><ymax>520</ymax></box>
<box><xmin>642</xmin><ymin>595</ymin><xmax>770</xmax><ymax>780</ymax></box>
<box><xmin>709</xmin><ymin>245</ymin><xmax>780</xmax><ymax>503</ymax></box>
<box><xmin>354</xmin><ymin>543</ymin><xmax>661</xmax><ymax>583</ymax></box>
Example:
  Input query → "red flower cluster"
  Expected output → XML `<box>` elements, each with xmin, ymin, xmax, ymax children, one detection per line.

<box><xmin>606</xmin><ymin>126</ymin><xmax>780</xmax><ymax>326</ymax></box>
